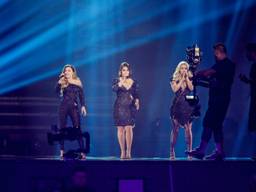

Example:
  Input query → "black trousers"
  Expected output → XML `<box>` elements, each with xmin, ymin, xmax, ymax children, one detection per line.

<box><xmin>202</xmin><ymin>98</ymin><xmax>230</xmax><ymax>143</ymax></box>
<box><xmin>59</xmin><ymin>103</ymin><xmax>84</xmax><ymax>151</ymax></box>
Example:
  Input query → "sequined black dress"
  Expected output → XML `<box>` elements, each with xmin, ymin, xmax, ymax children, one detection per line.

<box><xmin>112</xmin><ymin>78</ymin><xmax>139</xmax><ymax>126</ymax></box>
<box><xmin>170</xmin><ymin>87</ymin><xmax>194</xmax><ymax>126</ymax></box>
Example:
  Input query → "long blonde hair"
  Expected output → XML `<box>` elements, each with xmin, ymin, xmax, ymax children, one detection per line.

<box><xmin>61</xmin><ymin>64</ymin><xmax>79</xmax><ymax>80</ymax></box>
<box><xmin>171</xmin><ymin>61</ymin><xmax>192</xmax><ymax>82</ymax></box>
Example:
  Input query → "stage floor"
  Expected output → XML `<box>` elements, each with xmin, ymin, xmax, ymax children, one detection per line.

<box><xmin>0</xmin><ymin>155</ymin><xmax>254</xmax><ymax>161</ymax></box>
<box><xmin>0</xmin><ymin>156</ymin><xmax>255</xmax><ymax>192</ymax></box>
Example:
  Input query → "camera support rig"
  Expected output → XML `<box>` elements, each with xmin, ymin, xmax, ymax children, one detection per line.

<box><xmin>185</xmin><ymin>44</ymin><xmax>203</xmax><ymax>117</ymax></box>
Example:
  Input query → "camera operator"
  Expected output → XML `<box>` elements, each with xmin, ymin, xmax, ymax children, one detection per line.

<box><xmin>187</xmin><ymin>43</ymin><xmax>236</xmax><ymax>160</ymax></box>
<box><xmin>239</xmin><ymin>43</ymin><xmax>256</xmax><ymax>160</ymax></box>
<box><xmin>240</xmin><ymin>43</ymin><xmax>256</xmax><ymax>132</ymax></box>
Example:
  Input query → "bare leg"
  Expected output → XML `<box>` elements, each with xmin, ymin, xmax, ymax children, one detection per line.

<box><xmin>184</xmin><ymin>122</ymin><xmax>193</xmax><ymax>160</ymax></box>
<box><xmin>60</xmin><ymin>149</ymin><xmax>64</xmax><ymax>159</ymax></box>
<box><xmin>170</xmin><ymin>119</ymin><xmax>179</xmax><ymax>159</ymax></box>
<box><xmin>125</xmin><ymin>126</ymin><xmax>134</xmax><ymax>159</ymax></box>
<box><xmin>117</xmin><ymin>126</ymin><xmax>126</xmax><ymax>159</ymax></box>
<box><xmin>59</xmin><ymin>137</ymin><xmax>65</xmax><ymax>159</ymax></box>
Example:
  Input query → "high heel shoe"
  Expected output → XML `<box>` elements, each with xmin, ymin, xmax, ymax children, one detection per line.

<box><xmin>80</xmin><ymin>153</ymin><xmax>86</xmax><ymax>160</ymax></box>
<box><xmin>120</xmin><ymin>151</ymin><xmax>126</xmax><ymax>159</ymax></box>
<box><xmin>60</xmin><ymin>150</ymin><xmax>64</xmax><ymax>160</ymax></box>
<box><xmin>126</xmin><ymin>154</ymin><xmax>131</xmax><ymax>159</ymax></box>
<box><xmin>187</xmin><ymin>155</ymin><xmax>192</xmax><ymax>160</ymax></box>
<box><xmin>170</xmin><ymin>149</ymin><xmax>175</xmax><ymax>160</ymax></box>
<box><xmin>126</xmin><ymin>151</ymin><xmax>131</xmax><ymax>159</ymax></box>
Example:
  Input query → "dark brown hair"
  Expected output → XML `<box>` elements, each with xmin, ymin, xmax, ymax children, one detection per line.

<box><xmin>118</xmin><ymin>62</ymin><xmax>132</xmax><ymax>77</ymax></box>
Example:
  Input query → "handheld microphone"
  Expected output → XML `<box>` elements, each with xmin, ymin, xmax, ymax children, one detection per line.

<box><xmin>59</xmin><ymin>74</ymin><xmax>65</xmax><ymax>78</ymax></box>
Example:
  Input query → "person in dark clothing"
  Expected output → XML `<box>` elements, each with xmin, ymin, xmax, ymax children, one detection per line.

<box><xmin>170</xmin><ymin>61</ymin><xmax>194</xmax><ymax>160</ymax></box>
<box><xmin>187</xmin><ymin>43</ymin><xmax>236</xmax><ymax>160</ymax></box>
<box><xmin>56</xmin><ymin>64</ymin><xmax>87</xmax><ymax>159</ymax></box>
<box><xmin>240</xmin><ymin>43</ymin><xmax>256</xmax><ymax>132</ymax></box>
<box><xmin>112</xmin><ymin>62</ymin><xmax>140</xmax><ymax>159</ymax></box>
<box><xmin>239</xmin><ymin>43</ymin><xmax>256</xmax><ymax>160</ymax></box>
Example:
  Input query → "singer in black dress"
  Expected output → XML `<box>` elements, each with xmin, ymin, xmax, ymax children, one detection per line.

<box><xmin>112</xmin><ymin>79</ymin><xmax>139</xmax><ymax>127</ymax></box>
<box><xmin>56</xmin><ymin>64</ymin><xmax>87</xmax><ymax>159</ymax></box>
<box><xmin>171</xmin><ymin>88</ymin><xmax>194</xmax><ymax>126</ymax></box>
<box><xmin>112</xmin><ymin>62</ymin><xmax>139</xmax><ymax>159</ymax></box>
<box><xmin>170</xmin><ymin>61</ymin><xmax>194</xmax><ymax>160</ymax></box>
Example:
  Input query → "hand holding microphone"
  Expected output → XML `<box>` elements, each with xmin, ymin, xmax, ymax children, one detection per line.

<box><xmin>58</xmin><ymin>73</ymin><xmax>67</xmax><ymax>84</ymax></box>
<box><xmin>59</xmin><ymin>73</ymin><xmax>65</xmax><ymax>78</ymax></box>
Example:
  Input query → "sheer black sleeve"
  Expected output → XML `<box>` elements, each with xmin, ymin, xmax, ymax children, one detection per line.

<box><xmin>55</xmin><ymin>82</ymin><xmax>61</xmax><ymax>96</ymax></box>
<box><xmin>78</xmin><ymin>86</ymin><xmax>86</xmax><ymax>107</ymax></box>
<box><xmin>132</xmin><ymin>80</ymin><xmax>139</xmax><ymax>100</ymax></box>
